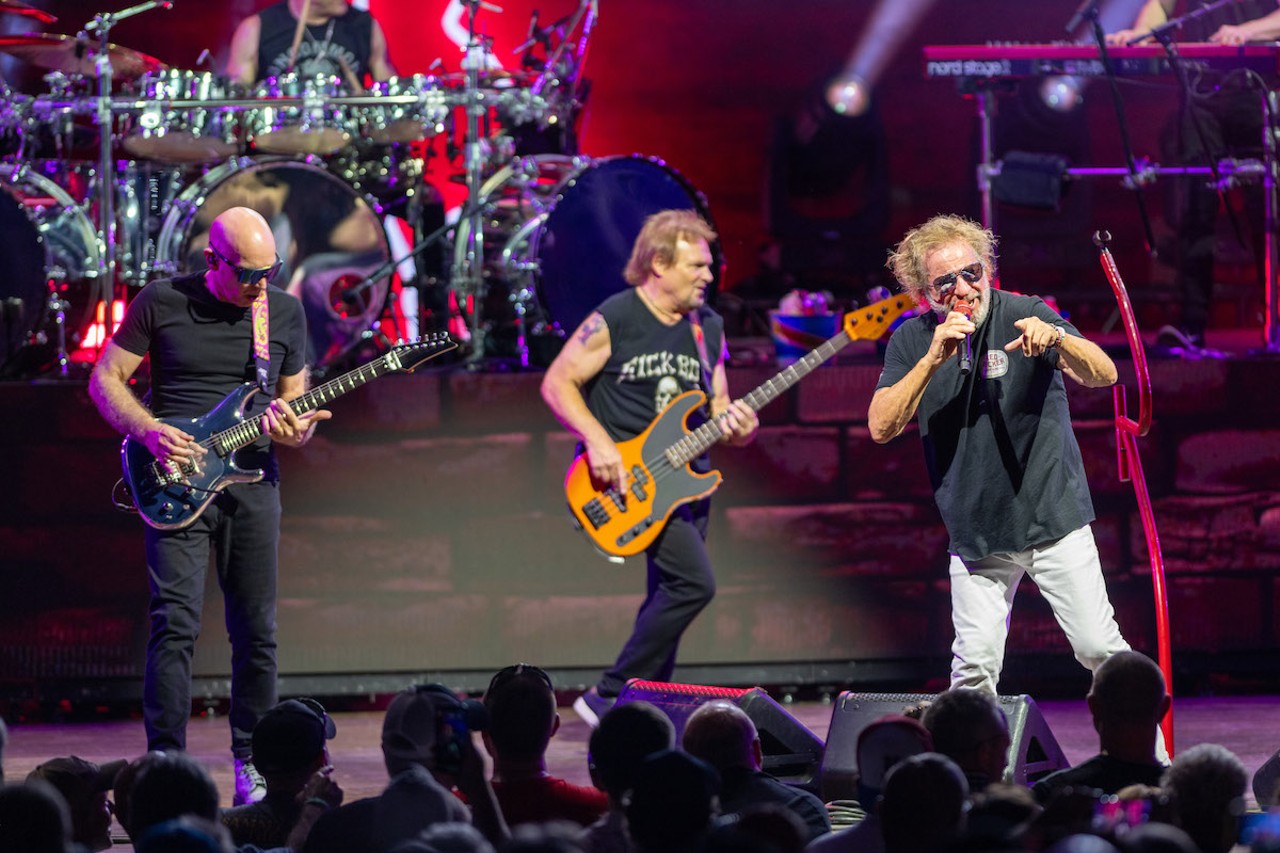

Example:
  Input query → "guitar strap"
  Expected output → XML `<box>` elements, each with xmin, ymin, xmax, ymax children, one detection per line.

<box><xmin>251</xmin><ymin>289</ymin><xmax>271</xmax><ymax>394</ymax></box>
<box><xmin>688</xmin><ymin>310</ymin><xmax>715</xmax><ymax>411</ymax></box>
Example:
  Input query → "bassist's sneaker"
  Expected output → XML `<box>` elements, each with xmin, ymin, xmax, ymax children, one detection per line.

<box><xmin>233</xmin><ymin>758</ymin><xmax>266</xmax><ymax>806</ymax></box>
<box><xmin>573</xmin><ymin>687</ymin><xmax>616</xmax><ymax>728</ymax></box>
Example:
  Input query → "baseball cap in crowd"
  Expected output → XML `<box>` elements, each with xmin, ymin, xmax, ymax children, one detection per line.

<box><xmin>251</xmin><ymin>698</ymin><xmax>337</xmax><ymax>774</ymax></box>
<box><xmin>27</xmin><ymin>755</ymin><xmax>128</xmax><ymax>806</ymax></box>
<box><xmin>381</xmin><ymin>684</ymin><xmax>488</xmax><ymax>769</ymax></box>
<box><xmin>856</xmin><ymin>714</ymin><xmax>934</xmax><ymax>793</ymax></box>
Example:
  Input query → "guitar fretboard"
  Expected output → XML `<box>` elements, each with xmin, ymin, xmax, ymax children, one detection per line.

<box><xmin>667</xmin><ymin>330</ymin><xmax>856</xmax><ymax>467</ymax></box>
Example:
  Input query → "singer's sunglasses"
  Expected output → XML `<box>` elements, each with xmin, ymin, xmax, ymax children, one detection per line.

<box><xmin>929</xmin><ymin>262</ymin><xmax>984</xmax><ymax>300</ymax></box>
<box><xmin>209</xmin><ymin>243</ymin><xmax>283</xmax><ymax>284</ymax></box>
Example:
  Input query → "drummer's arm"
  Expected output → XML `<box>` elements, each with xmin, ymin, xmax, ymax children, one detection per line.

<box><xmin>369</xmin><ymin>20</ymin><xmax>397</xmax><ymax>81</ymax></box>
<box><xmin>226</xmin><ymin>14</ymin><xmax>261</xmax><ymax>86</ymax></box>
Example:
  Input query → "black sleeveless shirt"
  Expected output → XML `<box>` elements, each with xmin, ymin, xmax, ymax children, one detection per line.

<box><xmin>256</xmin><ymin>1</ymin><xmax>374</xmax><ymax>84</ymax></box>
<box><xmin>584</xmin><ymin>289</ymin><xmax>725</xmax><ymax>471</ymax></box>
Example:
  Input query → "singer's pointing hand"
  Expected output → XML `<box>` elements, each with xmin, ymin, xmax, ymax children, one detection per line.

<box><xmin>1006</xmin><ymin>317</ymin><xmax>1056</xmax><ymax>357</ymax></box>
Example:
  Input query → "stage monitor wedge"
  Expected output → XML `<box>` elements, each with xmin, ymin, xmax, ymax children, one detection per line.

<box><xmin>616</xmin><ymin>679</ymin><xmax>824</xmax><ymax>788</ymax></box>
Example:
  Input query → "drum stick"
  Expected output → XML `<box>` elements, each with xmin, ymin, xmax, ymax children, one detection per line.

<box><xmin>337</xmin><ymin>55</ymin><xmax>364</xmax><ymax>94</ymax></box>
<box><xmin>286</xmin><ymin>0</ymin><xmax>311</xmax><ymax>72</ymax></box>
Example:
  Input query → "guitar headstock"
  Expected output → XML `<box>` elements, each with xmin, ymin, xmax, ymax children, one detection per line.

<box><xmin>842</xmin><ymin>294</ymin><xmax>915</xmax><ymax>342</ymax></box>
<box><xmin>388</xmin><ymin>333</ymin><xmax>458</xmax><ymax>373</ymax></box>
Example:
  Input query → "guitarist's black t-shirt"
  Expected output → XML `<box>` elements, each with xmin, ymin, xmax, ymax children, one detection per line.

<box><xmin>110</xmin><ymin>273</ymin><xmax>307</xmax><ymax>479</ymax></box>
<box><xmin>584</xmin><ymin>288</ymin><xmax>725</xmax><ymax>471</ymax></box>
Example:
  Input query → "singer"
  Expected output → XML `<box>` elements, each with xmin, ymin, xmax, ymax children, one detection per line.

<box><xmin>868</xmin><ymin>214</ymin><xmax>1135</xmax><ymax>696</ymax></box>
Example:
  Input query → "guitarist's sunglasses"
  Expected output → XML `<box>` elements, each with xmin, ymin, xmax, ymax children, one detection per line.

<box><xmin>209</xmin><ymin>244</ymin><xmax>283</xmax><ymax>284</ymax></box>
<box><xmin>929</xmin><ymin>262</ymin><xmax>984</xmax><ymax>300</ymax></box>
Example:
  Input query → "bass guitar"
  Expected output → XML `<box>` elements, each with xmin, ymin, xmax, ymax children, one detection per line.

<box><xmin>564</xmin><ymin>294</ymin><xmax>913</xmax><ymax>558</ymax></box>
<box><xmin>121</xmin><ymin>334</ymin><xmax>456</xmax><ymax>531</ymax></box>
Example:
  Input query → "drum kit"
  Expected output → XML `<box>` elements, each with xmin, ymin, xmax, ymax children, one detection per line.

<box><xmin>0</xmin><ymin>0</ymin><xmax>717</xmax><ymax>378</ymax></box>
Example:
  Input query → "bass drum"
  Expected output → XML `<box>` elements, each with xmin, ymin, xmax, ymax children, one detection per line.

<box><xmin>0</xmin><ymin>163</ymin><xmax>101</xmax><ymax>376</ymax></box>
<box><xmin>155</xmin><ymin>157</ymin><xmax>390</xmax><ymax>369</ymax></box>
<box><xmin>454</xmin><ymin>154</ymin><xmax>720</xmax><ymax>338</ymax></box>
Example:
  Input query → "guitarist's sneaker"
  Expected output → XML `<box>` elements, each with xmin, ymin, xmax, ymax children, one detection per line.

<box><xmin>233</xmin><ymin>758</ymin><xmax>266</xmax><ymax>806</ymax></box>
<box><xmin>572</xmin><ymin>687</ymin><xmax>615</xmax><ymax>728</ymax></box>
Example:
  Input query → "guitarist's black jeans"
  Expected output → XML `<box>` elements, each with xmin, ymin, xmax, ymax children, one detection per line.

<box><xmin>142</xmin><ymin>480</ymin><xmax>281</xmax><ymax>758</ymax></box>
<box><xmin>598</xmin><ymin>499</ymin><xmax>714</xmax><ymax>697</ymax></box>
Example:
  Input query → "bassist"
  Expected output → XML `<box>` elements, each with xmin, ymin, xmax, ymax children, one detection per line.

<box><xmin>540</xmin><ymin>209</ymin><xmax>758</xmax><ymax>726</ymax></box>
<box><xmin>87</xmin><ymin>206</ymin><xmax>330</xmax><ymax>806</ymax></box>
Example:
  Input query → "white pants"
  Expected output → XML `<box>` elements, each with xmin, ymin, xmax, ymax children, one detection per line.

<box><xmin>949</xmin><ymin>524</ymin><xmax>1131</xmax><ymax>694</ymax></box>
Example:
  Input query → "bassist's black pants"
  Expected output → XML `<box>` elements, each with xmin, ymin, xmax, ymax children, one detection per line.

<box><xmin>598</xmin><ymin>498</ymin><xmax>715</xmax><ymax>697</ymax></box>
<box><xmin>142</xmin><ymin>479</ymin><xmax>281</xmax><ymax>758</ymax></box>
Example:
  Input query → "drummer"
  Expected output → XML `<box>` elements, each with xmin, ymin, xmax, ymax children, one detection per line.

<box><xmin>226</xmin><ymin>0</ymin><xmax>396</xmax><ymax>88</ymax></box>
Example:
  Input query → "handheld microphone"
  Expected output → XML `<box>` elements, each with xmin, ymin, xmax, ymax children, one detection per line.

<box><xmin>955</xmin><ymin>300</ymin><xmax>973</xmax><ymax>376</ymax></box>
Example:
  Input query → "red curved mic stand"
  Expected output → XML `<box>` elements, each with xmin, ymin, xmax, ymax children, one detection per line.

<box><xmin>1093</xmin><ymin>230</ymin><xmax>1173</xmax><ymax>757</ymax></box>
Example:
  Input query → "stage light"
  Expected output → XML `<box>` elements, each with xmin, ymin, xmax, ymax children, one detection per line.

<box><xmin>824</xmin><ymin>0</ymin><xmax>940</xmax><ymax>117</ymax></box>
<box><xmin>1039</xmin><ymin>75</ymin><xmax>1084</xmax><ymax>112</ymax></box>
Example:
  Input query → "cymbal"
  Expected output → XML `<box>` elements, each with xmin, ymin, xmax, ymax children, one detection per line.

<box><xmin>0</xmin><ymin>32</ymin><xmax>165</xmax><ymax>77</ymax></box>
<box><xmin>0</xmin><ymin>0</ymin><xmax>56</xmax><ymax>25</ymax></box>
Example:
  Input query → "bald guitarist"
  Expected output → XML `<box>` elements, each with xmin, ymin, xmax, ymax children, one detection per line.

<box><xmin>540</xmin><ymin>209</ymin><xmax>758</xmax><ymax>727</ymax></box>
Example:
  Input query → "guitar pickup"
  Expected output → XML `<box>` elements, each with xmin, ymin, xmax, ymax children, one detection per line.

<box><xmin>629</xmin><ymin>464</ymin><xmax>649</xmax><ymax>501</ymax></box>
<box><xmin>606</xmin><ymin>490</ymin><xmax>626</xmax><ymax>513</ymax></box>
<box><xmin>582</xmin><ymin>498</ymin><xmax>611</xmax><ymax>530</ymax></box>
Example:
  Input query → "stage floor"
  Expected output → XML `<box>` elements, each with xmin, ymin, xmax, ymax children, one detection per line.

<box><xmin>4</xmin><ymin>694</ymin><xmax>1276</xmax><ymax>849</ymax></box>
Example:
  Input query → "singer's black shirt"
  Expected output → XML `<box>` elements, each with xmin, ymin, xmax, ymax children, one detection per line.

<box><xmin>875</xmin><ymin>289</ymin><xmax>1095</xmax><ymax>561</ymax></box>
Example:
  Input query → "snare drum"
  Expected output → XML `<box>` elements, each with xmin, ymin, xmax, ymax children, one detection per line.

<box><xmin>155</xmin><ymin>157</ymin><xmax>390</xmax><ymax>368</ymax></box>
<box><xmin>360</xmin><ymin>75</ymin><xmax>449</xmax><ymax>145</ymax></box>
<box><xmin>248</xmin><ymin>72</ymin><xmax>350</xmax><ymax>155</ymax></box>
<box><xmin>125</xmin><ymin>70</ymin><xmax>239</xmax><ymax>163</ymax></box>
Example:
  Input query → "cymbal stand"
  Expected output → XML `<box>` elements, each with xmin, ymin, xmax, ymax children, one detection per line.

<box><xmin>80</xmin><ymin>0</ymin><xmax>172</xmax><ymax>366</ymax></box>
<box><xmin>453</xmin><ymin>0</ymin><xmax>503</xmax><ymax>365</ymax></box>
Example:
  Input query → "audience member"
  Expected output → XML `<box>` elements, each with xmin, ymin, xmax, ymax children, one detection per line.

<box><xmin>1161</xmin><ymin>743</ymin><xmax>1248</xmax><ymax>853</ymax></box>
<box><xmin>1034</xmin><ymin>651</ymin><xmax>1171</xmax><ymax>804</ymax></box>
<box><xmin>26</xmin><ymin>755</ymin><xmax>127</xmax><ymax>852</ymax></box>
<box><xmin>0</xmin><ymin>716</ymin><xmax>7</xmax><ymax>783</ymax></box>
<box><xmin>388</xmin><ymin>821</ymin><xmax>495</xmax><ymax>853</ymax></box>
<box><xmin>481</xmin><ymin>664</ymin><xmax>607</xmax><ymax>828</ymax></box>
<box><xmin>502</xmin><ymin>821</ymin><xmax>591</xmax><ymax>853</ymax></box>
<box><xmin>682</xmin><ymin>700</ymin><xmax>830</xmax><ymax>841</ymax></box>
<box><xmin>625</xmin><ymin>749</ymin><xmax>720</xmax><ymax>853</ymax></box>
<box><xmin>579</xmin><ymin>700</ymin><xmax>676</xmax><ymax>853</ymax></box>
<box><xmin>956</xmin><ymin>782</ymin><xmax>1041</xmax><ymax>852</ymax></box>
<box><xmin>303</xmin><ymin>683</ymin><xmax>507</xmax><ymax>853</ymax></box>
<box><xmin>877</xmin><ymin>753</ymin><xmax>969</xmax><ymax>853</ymax></box>
<box><xmin>0</xmin><ymin>779</ymin><xmax>74</xmax><ymax>853</ymax></box>
<box><xmin>112</xmin><ymin>751</ymin><xmax>167</xmax><ymax>844</ymax></box>
<box><xmin>222</xmin><ymin>697</ymin><xmax>340</xmax><ymax>848</ymax></box>
<box><xmin>127</xmin><ymin>751</ymin><xmax>221</xmax><ymax>842</ymax></box>
<box><xmin>733</xmin><ymin>803</ymin><xmax>812</xmax><ymax>853</ymax></box>
<box><xmin>807</xmin><ymin>714</ymin><xmax>934</xmax><ymax>853</ymax></box>
<box><xmin>1112</xmin><ymin>822</ymin><xmax>1199</xmax><ymax>853</ymax></box>
<box><xmin>921</xmin><ymin>689</ymin><xmax>1011</xmax><ymax>791</ymax></box>
<box><xmin>136</xmin><ymin>815</ymin><xmax>237</xmax><ymax>853</ymax></box>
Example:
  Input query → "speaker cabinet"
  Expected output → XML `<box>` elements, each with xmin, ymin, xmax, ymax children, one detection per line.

<box><xmin>616</xmin><ymin>679</ymin><xmax>824</xmax><ymax>787</ymax></box>
<box><xmin>819</xmin><ymin>691</ymin><xmax>1069</xmax><ymax>799</ymax></box>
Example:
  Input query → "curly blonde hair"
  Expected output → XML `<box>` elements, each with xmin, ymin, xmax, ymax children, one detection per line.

<box><xmin>886</xmin><ymin>214</ymin><xmax>997</xmax><ymax>300</ymax></box>
<box><xmin>623</xmin><ymin>210</ymin><xmax>718</xmax><ymax>286</ymax></box>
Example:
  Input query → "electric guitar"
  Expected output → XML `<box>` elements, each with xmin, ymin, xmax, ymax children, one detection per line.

<box><xmin>121</xmin><ymin>334</ymin><xmax>456</xmax><ymax>531</ymax></box>
<box><xmin>564</xmin><ymin>294</ymin><xmax>914</xmax><ymax>558</ymax></box>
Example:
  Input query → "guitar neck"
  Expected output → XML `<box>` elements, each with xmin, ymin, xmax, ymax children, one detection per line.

<box><xmin>215</xmin><ymin>354</ymin><xmax>398</xmax><ymax>454</ymax></box>
<box><xmin>674</xmin><ymin>329</ymin><xmax>854</xmax><ymax>464</ymax></box>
